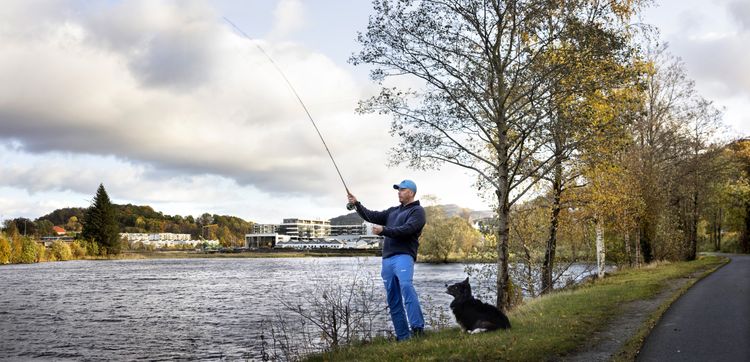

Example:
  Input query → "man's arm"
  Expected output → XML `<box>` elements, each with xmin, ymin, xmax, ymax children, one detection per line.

<box><xmin>380</xmin><ymin>207</ymin><xmax>426</xmax><ymax>238</ymax></box>
<box><xmin>348</xmin><ymin>193</ymin><xmax>390</xmax><ymax>225</ymax></box>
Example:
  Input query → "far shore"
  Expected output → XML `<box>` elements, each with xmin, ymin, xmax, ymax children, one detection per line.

<box><xmin>135</xmin><ymin>248</ymin><xmax>382</xmax><ymax>259</ymax></box>
<box><xmin>2</xmin><ymin>248</ymin><xmax>601</xmax><ymax>265</ymax></box>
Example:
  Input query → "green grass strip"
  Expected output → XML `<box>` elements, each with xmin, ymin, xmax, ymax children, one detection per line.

<box><xmin>307</xmin><ymin>256</ymin><xmax>726</xmax><ymax>362</ymax></box>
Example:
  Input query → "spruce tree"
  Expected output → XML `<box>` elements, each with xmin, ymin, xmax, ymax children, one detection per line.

<box><xmin>82</xmin><ymin>184</ymin><xmax>120</xmax><ymax>255</ymax></box>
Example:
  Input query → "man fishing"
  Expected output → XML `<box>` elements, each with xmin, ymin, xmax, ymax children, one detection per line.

<box><xmin>227</xmin><ymin>16</ymin><xmax>427</xmax><ymax>341</ymax></box>
<box><xmin>347</xmin><ymin>180</ymin><xmax>426</xmax><ymax>341</ymax></box>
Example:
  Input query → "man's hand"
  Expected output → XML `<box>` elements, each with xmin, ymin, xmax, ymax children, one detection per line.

<box><xmin>347</xmin><ymin>193</ymin><xmax>358</xmax><ymax>205</ymax></box>
<box><xmin>372</xmin><ymin>225</ymin><xmax>383</xmax><ymax>235</ymax></box>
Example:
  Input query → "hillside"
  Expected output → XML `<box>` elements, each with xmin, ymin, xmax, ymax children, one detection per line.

<box><xmin>329</xmin><ymin>212</ymin><xmax>364</xmax><ymax>225</ymax></box>
<box><xmin>35</xmin><ymin>204</ymin><xmax>254</xmax><ymax>246</ymax></box>
<box><xmin>435</xmin><ymin>204</ymin><xmax>494</xmax><ymax>220</ymax></box>
<box><xmin>329</xmin><ymin>204</ymin><xmax>493</xmax><ymax>224</ymax></box>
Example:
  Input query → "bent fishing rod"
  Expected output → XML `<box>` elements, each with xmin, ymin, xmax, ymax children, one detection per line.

<box><xmin>223</xmin><ymin>17</ymin><xmax>356</xmax><ymax>211</ymax></box>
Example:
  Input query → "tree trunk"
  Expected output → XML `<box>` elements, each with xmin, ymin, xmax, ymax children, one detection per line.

<box><xmin>716</xmin><ymin>208</ymin><xmax>722</xmax><ymax>252</ymax></box>
<box><xmin>639</xmin><ymin>219</ymin><xmax>654</xmax><ymax>263</ymax></box>
<box><xmin>713</xmin><ymin>215</ymin><xmax>717</xmax><ymax>251</ymax></box>
<box><xmin>523</xmin><ymin>243</ymin><xmax>534</xmax><ymax>297</ymax></box>
<box><xmin>635</xmin><ymin>222</ymin><xmax>642</xmax><ymax>267</ymax></box>
<box><xmin>496</xmin><ymin>108</ymin><xmax>511</xmax><ymax>311</ymax></box>
<box><xmin>624</xmin><ymin>229</ymin><xmax>632</xmax><ymax>267</ymax></box>
<box><xmin>496</xmin><ymin>189</ymin><xmax>511</xmax><ymax>312</ymax></box>
<box><xmin>595</xmin><ymin>217</ymin><xmax>605</xmax><ymax>278</ymax></box>
<box><xmin>542</xmin><ymin>161</ymin><xmax>563</xmax><ymax>294</ymax></box>
<box><xmin>686</xmin><ymin>190</ymin><xmax>698</xmax><ymax>260</ymax></box>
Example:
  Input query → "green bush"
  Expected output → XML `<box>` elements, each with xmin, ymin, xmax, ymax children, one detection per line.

<box><xmin>51</xmin><ymin>240</ymin><xmax>73</xmax><ymax>261</ymax></box>
<box><xmin>35</xmin><ymin>243</ymin><xmax>47</xmax><ymax>262</ymax></box>
<box><xmin>70</xmin><ymin>240</ymin><xmax>87</xmax><ymax>259</ymax></box>
<box><xmin>84</xmin><ymin>239</ymin><xmax>100</xmax><ymax>256</ymax></box>
<box><xmin>13</xmin><ymin>237</ymin><xmax>38</xmax><ymax>264</ymax></box>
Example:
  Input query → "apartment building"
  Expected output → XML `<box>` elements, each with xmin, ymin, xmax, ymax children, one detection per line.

<box><xmin>278</xmin><ymin>218</ymin><xmax>331</xmax><ymax>241</ymax></box>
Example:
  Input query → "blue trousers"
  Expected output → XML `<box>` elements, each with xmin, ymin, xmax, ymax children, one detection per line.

<box><xmin>381</xmin><ymin>254</ymin><xmax>425</xmax><ymax>341</ymax></box>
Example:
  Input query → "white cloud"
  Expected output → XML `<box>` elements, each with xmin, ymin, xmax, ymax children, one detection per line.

<box><xmin>670</xmin><ymin>33</ymin><xmax>750</xmax><ymax>98</ymax></box>
<box><xmin>728</xmin><ymin>0</ymin><xmax>750</xmax><ymax>31</ymax></box>
<box><xmin>641</xmin><ymin>0</ymin><xmax>750</xmax><ymax>138</ymax></box>
<box><xmin>0</xmin><ymin>0</ymin><xmax>505</xmax><ymax>221</ymax></box>
<box><xmin>269</xmin><ymin>0</ymin><xmax>306</xmax><ymax>39</ymax></box>
<box><xmin>0</xmin><ymin>0</ymin><xmax>381</xmax><ymax>197</ymax></box>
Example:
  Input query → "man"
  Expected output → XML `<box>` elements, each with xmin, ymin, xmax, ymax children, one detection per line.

<box><xmin>347</xmin><ymin>179</ymin><xmax>426</xmax><ymax>341</ymax></box>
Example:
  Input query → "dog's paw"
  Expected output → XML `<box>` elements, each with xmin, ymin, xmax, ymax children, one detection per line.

<box><xmin>469</xmin><ymin>328</ymin><xmax>487</xmax><ymax>334</ymax></box>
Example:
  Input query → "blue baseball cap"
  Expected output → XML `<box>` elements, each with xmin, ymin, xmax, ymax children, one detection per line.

<box><xmin>393</xmin><ymin>179</ymin><xmax>417</xmax><ymax>193</ymax></box>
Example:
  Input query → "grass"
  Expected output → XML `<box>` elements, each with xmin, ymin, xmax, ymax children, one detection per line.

<box><xmin>307</xmin><ymin>255</ymin><xmax>727</xmax><ymax>362</ymax></box>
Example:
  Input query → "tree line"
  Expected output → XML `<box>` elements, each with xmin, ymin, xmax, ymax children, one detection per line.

<box><xmin>1</xmin><ymin>184</ymin><xmax>257</xmax><ymax>264</ymax></box>
<box><xmin>353</xmin><ymin>0</ymin><xmax>750</xmax><ymax>310</ymax></box>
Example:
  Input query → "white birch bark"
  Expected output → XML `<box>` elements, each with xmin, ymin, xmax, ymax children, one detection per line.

<box><xmin>595</xmin><ymin>217</ymin><xmax>605</xmax><ymax>278</ymax></box>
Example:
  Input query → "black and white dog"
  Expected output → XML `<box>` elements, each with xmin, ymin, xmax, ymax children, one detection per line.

<box><xmin>446</xmin><ymin>277</ymin><xmax>511</xmax><ymax>334</ymax></box>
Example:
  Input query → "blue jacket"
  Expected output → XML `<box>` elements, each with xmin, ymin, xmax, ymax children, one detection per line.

<box><xmin>354</xmin><ymin>200</ymin><xmax>426</xmax><ymax>260</ymax></box>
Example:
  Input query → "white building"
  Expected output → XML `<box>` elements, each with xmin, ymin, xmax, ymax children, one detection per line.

<box><xmin>279</xmin><ymin>218</ymin><xmax>331</xmax><ymax>241</ymax></box>
<box><xmin>245</xmin><ymin>233</ymin><xmax>291</xmax><ymax>248</ymax></box>
<box><xmin>275</xmin><ymin>239</ymin><xmax>346</xmax><ymax>249</ymax></box>
<box><xmin>252</xmin><ymin>224</ymin><xmax>279</xmax><ymax>234</ymax></box>
<box><xmin>119</xmin><ymin>232</ymin><xmax>209</xmax><ymax>248</ymax></box>
<box><xmin>330</xmin><ymin>223</ymin><xmax>367</xmax><ymax>236</ymax></box>
<box><xmin>243</xmin><ymin>218</ymin><xmax>382</xmax><ymax>250</ymax></box>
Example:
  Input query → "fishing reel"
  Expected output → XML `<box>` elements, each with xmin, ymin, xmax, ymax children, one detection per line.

<box><xmin>346</xmin><ymin>202</ymin><xmax>356</xmax><ymax>211</ymax></box>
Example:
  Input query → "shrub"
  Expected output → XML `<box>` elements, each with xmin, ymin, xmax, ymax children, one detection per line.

<box><xmin>70</xmin><ymin>240</ymin><xmax>87</xmax><ymax>259</ymax></box>
<box><xmin>51</xmin><ymin>240</ymin><xmax>73</xmax><ymax>261</ymax></box>
<box><xmin>36</xmin><ymin>243</ymin><xmax>47</xmax><ymax>262</ymax></box>
<box><xmin>84</xmin><ymin>239</ymin><xmax>100</xmax><ymax>256</ymax></box>
<box><xmin>0</xmin><ymin>234</ymin><xmax>11</xmax><ymax>264</ymax></box>
<box><xmin>13</xmin><ymin>237</ymin><xmax>38</xmax><ymax>264</ymax></box>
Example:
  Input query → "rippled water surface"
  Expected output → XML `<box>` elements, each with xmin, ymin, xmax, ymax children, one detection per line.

<box><xmin>0</xmin><ymin>257</ymin><xmax>595</xmax><ymax>360</ymax></box>
<box><xmin>0</xmin><ymin>257</ymin><xmax>471</xmax><ymax>360</ymax></box>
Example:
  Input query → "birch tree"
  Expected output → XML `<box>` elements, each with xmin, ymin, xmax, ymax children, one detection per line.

<box><xmin>354</xmin><ymin>0</ymin><xmax>643</xmax><ymax>310</ymax></box>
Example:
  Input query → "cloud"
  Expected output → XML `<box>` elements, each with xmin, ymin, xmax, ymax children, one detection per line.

<box><xmin>0</xmin><ymin>0</ymin><xmax>386</xmax><ymax>199</ymax></box>
<box><xmin>728</xmin><ymin>0</ymin><xmax>750</xmax><ymax>31</ymax></box>
<box><xmin>79</xmin><ymin>1</ymin><xmax>224</xmax><ymax>89</ymax></box>
<box><xmin>0</xmin><ymin>0</ymin><xmax>495</xmax><ymax>222</ymax></box>
<box><xmin>643</xmin><ymin>0</ymin><xmax>750</xmax><ymax>137</ymax></box>
<box><xmin>269</xmin><ymin>0</ymin><xmax>306</xmax><ymax>39</ymax></box>
<box><xmin>669</xmin><ymin>33</ymin><xmax>750</xmax><ymax>98</ymax></box>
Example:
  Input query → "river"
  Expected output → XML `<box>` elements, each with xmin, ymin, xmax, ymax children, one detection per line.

<box><xmin>0</xmin><ymin>257</ymin><xmax>596</xmax><ymax>360</ymax></box>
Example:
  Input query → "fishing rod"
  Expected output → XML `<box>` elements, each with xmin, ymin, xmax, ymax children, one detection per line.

<box><xmin>223</xmin><ymin>17</ymin><xmax>356</xmax><ymax>211</ymax></box>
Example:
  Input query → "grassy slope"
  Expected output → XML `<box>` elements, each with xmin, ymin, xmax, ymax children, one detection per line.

<box><xmin>309</xmin><ymin>256</ymin><xmax>727</xmax><ymax>362</ymax></box>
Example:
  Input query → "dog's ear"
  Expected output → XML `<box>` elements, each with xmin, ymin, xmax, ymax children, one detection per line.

<box><xmin>463</xmin><ymin>277</ymin><xmax>469</xmax><ymax>284</ymax></box>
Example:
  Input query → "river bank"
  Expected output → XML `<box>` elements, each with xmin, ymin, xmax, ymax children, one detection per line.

<box><xmin>307</xmin><ymin>255</ymin><xmax>728</xmax><ymax>361</ymax></box>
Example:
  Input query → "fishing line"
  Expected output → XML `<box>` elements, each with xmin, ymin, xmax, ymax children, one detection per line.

<box><xmin>223</xmin><ymin>17</ymin><xmax>355</xmax><ymax>210</ymax></box>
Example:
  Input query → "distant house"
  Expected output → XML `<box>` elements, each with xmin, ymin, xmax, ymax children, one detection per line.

<box><xmin>245</xmin><ymin>233</ymin><xmax>291</xmax><ymax>248</ymax></box>
<box><xmin>53</xmin><ymin>226</ymin><xmax>66</xmax><ymax>236</ymax></box>
<box><xmin>118</xmin><ymin>232</ymin><xmax>199</xmax><ymax>248</ymax></box>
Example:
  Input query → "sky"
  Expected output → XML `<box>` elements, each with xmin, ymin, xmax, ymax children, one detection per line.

<box><xmin>0</xmin><ymin>0</ymin><xmax>748</xmax><ymax>224</ymax></box>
